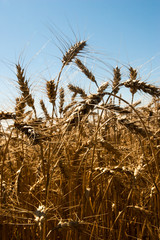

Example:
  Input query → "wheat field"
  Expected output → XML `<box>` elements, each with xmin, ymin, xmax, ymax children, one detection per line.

<box><xmin>0</xmin><ymin>36</ymin><xmax>160</xmax><ymax>240</ymax></box>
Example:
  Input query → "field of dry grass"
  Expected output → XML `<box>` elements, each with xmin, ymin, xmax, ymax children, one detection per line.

<box><xmin>0</xmin><ymin>36</ymin><xmax>160</xmax><ymax>239</ymax></box>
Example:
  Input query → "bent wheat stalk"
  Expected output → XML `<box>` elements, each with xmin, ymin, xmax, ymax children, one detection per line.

<box><xmin>75</xmin><ymin>58</ymin><xmax>98</xmax><ymax>88</ymax></box>
<box><xmin>55</xmin><ymin>40</ymin><xmax>87</xmax><ymax>109</ymax></box>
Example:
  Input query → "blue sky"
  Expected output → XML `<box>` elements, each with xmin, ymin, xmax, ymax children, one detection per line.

<box><xmin>0</xmin><ymin>0</ymin><xmax>160</xmax><ymax>111</ymax></box>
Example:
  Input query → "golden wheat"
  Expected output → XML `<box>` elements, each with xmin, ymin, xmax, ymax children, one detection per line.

<box><xmin>0</xmin><ymin>34</ymin><xmax>160</xmax><ymax>240</ymax></box>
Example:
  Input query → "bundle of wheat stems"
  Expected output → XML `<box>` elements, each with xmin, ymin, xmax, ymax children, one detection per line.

<box><xmin>0</xmin><ymin>33</ymin><xmax>160</xmax><ymax>240</ymax></box>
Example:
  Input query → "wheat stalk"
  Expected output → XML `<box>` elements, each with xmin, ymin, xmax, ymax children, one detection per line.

<box><xmin>16</xmin><ymin>63</ymin><xmax>37</xmax><ymax>118</ymax></box>
<box><xmin>118</xmin><ymin>117</ymin><xmax>152</xmax><ymax>137</ymax></box>
<box><xmin>75</xmin><ymin>58</ymin><xmax>98</xmax><ymax>87</ymax></box>
<box><xmin>98</xmin><ymin>82</ymin><xmax>109</xmax><ymax>93</ymax></box>
<box><xmin>59</xmin><ymin>87</ymin><xmax>64</xmax><ymax>115</ymax></box>
<box><xmin>0</xmin><ymin>111</ymin><xmax>16</xmax><ymax>120</ymax></box>
<box><xmin>63</xmin><ymin>101</ymin><xmax>77</xmax><ymax>113</ymax></box>
<box><xmin>112</xmin><ymin>66</ymin><xmax>121</xmax><ymax>95</ymax></box>
<box><xmin>65</xmin><ymin>93</ymin><xmax>104</xmax><ymax>130</ymax></box>
<box><xmin>40</xmin><ymin>100</ymin><xmax>50</xmax><ymax>120</ymax></box>
<box><xmin>124</xmin><ymin>79</ymin><xmax>160</xmax><ymax>97</ymax></box>
<box><xmin>46</xmin><ymin>80</ymin><xmax>57</xmax><ymax>118</ymax></box>
<box><xmin>100</xmin><ymin>103</ymin><xmax>131</xmax><ymax>114</ymax></box>
<box><xmin>55</xmin><ymin>40</ymin><xmax>87</xmax><ymax>101</ymax></box>
<box><xmin>15</xmin><ymin>97</ymin><xmax>26</xmax><ymax>121</ymax></box>
<box><xmin>68</xmin><ymin>84</ymin><xmax>87</xmax><ymax>99</ymax></box>
<box><xmin>62</xmin><ymin>41</ymin><xmax>86</xmax><ymax>66</ymax></box>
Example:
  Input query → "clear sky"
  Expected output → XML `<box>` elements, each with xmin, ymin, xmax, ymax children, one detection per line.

<box><xmin>0</xmin><ymin>0</ymin><xmax>160</xmax><ymax>111</ymax></box>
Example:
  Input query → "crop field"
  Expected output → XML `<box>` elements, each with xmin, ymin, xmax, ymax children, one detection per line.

<box><xmin>0</xmin><ymin>35</ymin><xmax>160</xmax><ymax>239</ymax></box>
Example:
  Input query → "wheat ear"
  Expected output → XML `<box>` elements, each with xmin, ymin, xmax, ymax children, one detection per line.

<box><xmin>46</xmin><ymin>80</ymin><xmax>56</xmax><ymax>118</ymax></box>
<box><xmin>112</xmin><ymin>66</ymin><xmax>121</xmax><ymax>95</ymax></box>
<box><xmin>68</xmin><ymin>84</ymin><xmax>87</xmax><ymax>99</ymax></box>
<box><xmin>65</xmin><ymin>93</ymin><xmax>104</xmax><ymax>130</ymax></box>
<box><xmin>0</xmin><ymin>111</ymin><xmax>16</xmax><ymax>120</ymax></box>
<box><xmin>98</xmin><ymin>82</ymin><xmax>109</xmax><ymax>93</ymax></box>
<box><xmin>16</xmin><ymin>63</ymin><xmax>37</xmax><ymax>118</ymax></box>
<box><xmin>55</xmin><ymin>40</ymin><xmax>87</xmax><ymax>100</ymax></box>
<box><xmin>62</xmin><ymin>41</ymin><xmax>86</xmax><ymax>66</ymax></box>
<box><xmin>75</xmin><ymin>58</ymin><xmax>98</xmax><ymax>87</ymax></box>
<box><xmin>40</xmin><ymin>100</ymin><xmax>50</xmax><ymax>120</ymax></box>
<box><xmin>124</xmin><ymin>79</ymin><xmax>160</xmax><ymax>98</ymax></box>
<box><xmin>59</xmin><ymin>87</ymin><xmax>64</xmax><ymax>115</ymax></box>
<box><xmin>100</xmin><ymin>103</ymin><xmax>131</xmax><ymax>114</ymax></box>
<box><xmin>63</xmin><ymin>101</ymin><xmax>77</xmax><ymax>115</ymax></box>
<box><xmin>15</xmin><ymin>97</ymin><xmax>26</xmax><ymax>120</ymax></box>
<box><xmin>118</xmin><ymin>117</ymin><xmax>152</xmax><ymax>137</ymax></box>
